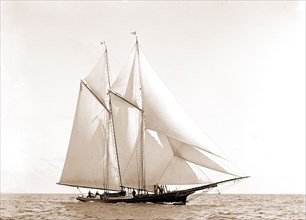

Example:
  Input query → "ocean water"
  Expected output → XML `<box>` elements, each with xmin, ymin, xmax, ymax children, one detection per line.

<box><xmin>0</xmin><ymin>194</ymin><xmax>305</xmax><ymax>219</ymax></box>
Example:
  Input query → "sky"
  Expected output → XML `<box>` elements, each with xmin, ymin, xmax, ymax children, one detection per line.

<box><xmin>1</xmin><ymin>1</ymin><xmax>305</xmax><ymax>194</ymax></box>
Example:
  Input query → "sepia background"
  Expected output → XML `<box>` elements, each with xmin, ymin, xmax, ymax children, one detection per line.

<box><xmin>1</xmin><ymin>1</ymin><xmax>305</xmax><ymax>194</ymax></box>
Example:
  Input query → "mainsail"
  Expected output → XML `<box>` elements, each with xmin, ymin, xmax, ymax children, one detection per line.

<box><xmin>59</xmin><ymin>38</ymin><xmax>244</xmax><ymax>194</ymax></box>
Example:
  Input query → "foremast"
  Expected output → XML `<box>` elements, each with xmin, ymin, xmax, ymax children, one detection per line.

<box><xmin>102</xmin><ymin>41</ymin><xmax>123</xmax><ymax>191</ymax></box>
<box><xmin>58</xmin><ymin>41</ymin><xmax>124</xmax><ymax>192</ymax></box>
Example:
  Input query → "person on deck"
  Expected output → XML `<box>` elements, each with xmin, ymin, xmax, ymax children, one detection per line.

<box><xmin>88</xmin><ymin>190</ymin><xmax>94</xmax><ymax>198</ymax></box>
<box><xmin>95</xmin><ymin>191</ymin><xmax>100</xmax><ymax>197</ymax></box>
<box><xmin>159</xmin><ymin>187</ymin><xmax>164</xmax><ymax>194</ymax></box>
<box><xmin>132</xmin><ymin>190</ymin><xmax>136</xmax><ymax>197</ymax></box>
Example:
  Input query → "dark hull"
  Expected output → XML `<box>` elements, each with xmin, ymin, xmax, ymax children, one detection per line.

<box><xmin>77</xmin><ymin>190</ymin><xmax>190</xmax><ymax>205</ymax></box>
<box><xmin>75</xmin><ymin>176</ymin><xmax>249</xmax><ymax>205</ymax></box>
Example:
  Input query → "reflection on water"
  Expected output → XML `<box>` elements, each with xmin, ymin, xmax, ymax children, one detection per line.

<box><xmin>1</xmin><ymin>194</ymin><xmax>305</xmax><ymax>219</ymax></box>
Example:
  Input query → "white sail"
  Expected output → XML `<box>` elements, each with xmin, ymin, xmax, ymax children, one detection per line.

<box><xmin>112</xmin><ymin>47</ymin><xmax>142</xmax><ymax>108</ymax></box>
<box><xmin>112</xmin><ymin>43</ymin><xmax>238</xmax><ymax>180</ymax></box>
<box><xmin>110</xmin><ymin>93</ymin><xmax>142</xmax><ymax>189</ymax></box>
<box><xmin>59</xmin><ymin>83</ymin><xmax>120</xmax><ymax>190</ymax></box>
<box><xmin>137</xmin><ymin>47</ymin><xmax>225</xmax><ymax>158</ymax></box>
<box><xmin>144</xmin><ymin>130</ymin><xmax>208</xmax><ymax>187</ymax></box>
<box><xmin>143</xmin><ymin>129</ymin><xmax>239</xmax><ymax>188</ymax></box>
<box><xmin>166</xmin><ymin>137</ymin><xmax>238</xmax><ymax>175</ymax></box>
<box><xmin>84</xmin><ymin>52</ymin><xmax>109</xmax><ymax>108</ymax></box>
<box><xmin>59</xmin><ymin>50</ymin><xmax>121</xmax><ymax>190</ymax></box>
<box><xmin>60</xmin><ymin>39</ymin><xmax>244</xmax><ymax>194</ymax></box>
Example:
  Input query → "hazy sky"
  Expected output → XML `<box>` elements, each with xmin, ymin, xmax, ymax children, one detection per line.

<box><xmin>1</xmin><ymin>1</ymin><xmax>305</xmax><ymax>194</ymax></box>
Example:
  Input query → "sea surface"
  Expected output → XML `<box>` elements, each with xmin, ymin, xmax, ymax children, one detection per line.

<box><xmin>0</xmin><ymin>194</ymin><xmax>305</xmax><ymax>219</ymax></box>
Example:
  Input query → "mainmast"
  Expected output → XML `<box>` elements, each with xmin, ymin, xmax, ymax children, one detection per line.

<box><xmin>132</xmin><ymin>32</ymin><xmax>146</xmax><ymax>192</ymax></box>
<box><xmin>102</xmin><ymin>41</ymin><xmax>123</xmax><ymax>190</ymax></box>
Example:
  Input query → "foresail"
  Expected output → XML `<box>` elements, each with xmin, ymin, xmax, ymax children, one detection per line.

<box><xmin>59</xmin><ymin>83</ymin><xmax>120</xmax><ymax>190</ymax></box>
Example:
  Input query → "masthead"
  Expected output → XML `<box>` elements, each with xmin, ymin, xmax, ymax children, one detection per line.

<box><xmin>131</xmin><ymin>31</ymin><xmax>138</xmax><ymax>43</ymax></box>
<box><xmin>101</xmin><ymin>41</ymin><xmax>107</xmax><ymax>51</ymax></box>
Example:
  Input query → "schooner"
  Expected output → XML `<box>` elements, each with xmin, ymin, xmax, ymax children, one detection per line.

<box><xmin>58</xmin><ymin>34</ymin><xmax>248</xmax><ymax>205</ymax></box>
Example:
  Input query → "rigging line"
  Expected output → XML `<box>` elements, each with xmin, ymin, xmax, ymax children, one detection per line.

<box><xmin>201</xmin><ymin>147</ymin><xmax>241</xmax><ymax>177</ymax></box>
<box><xmin>156</xmin><ymin>155</ymin><xmax>175</xmax><ymax>184</ymax></box>
<box><xmin>198</xmin><ymin>129</ymin><xmax>246</xmax><ymax>176</ymax></box>
<box><xmin>136</xmin><ymin>130</ymin><xmax>140</xmax><ymax>190</ymax></box>
<box><xmin>187</xmin><ymin>188</ymin><xmax>211</xmax><ymax>202</ymax></box>
<box><xmin>80</xmin><ymin>80</ymin><xmax>110</xmax><ymax>113</ymax></box>
<box><xmin>136</xmin><ymin>38</ymin><xmax>146</xmax><ymax>190</ymax></box>
<box><xmin>140</xmin><ymin>113</ymin><xmax>145</xmax><ymax>190</ymax></box>
<box><xmin>217</xmin><ymin>186</ymin><xmax>221</xmax><ymax>195</ymax></box>
<box><xmin>77</xmin><ymin>187</ymin><xmax>83</xmax><ymax>196</ymax></box>
<box><xmin>195</xmin><ymin>164</ymin><xmax>212</xmax><ymax>183</ymax></box>
<box><xmin>216</xmin><ymin>177</ymin><xmax>244</xmax><ymax>193</ymax></box>
<box><xmin>104</xmin><ymin>42</ymin><xmax>123</xmax><ymax>189</ymax></box>
<box><xmin>192</xmin><ymin>189</ymin><xmax>214</xmax><ymax>202</ymax></box>
<box><xmin>109</xmin><ymin>90</ymin><xmax>143</xmax><ymax>112</ymax></box>
<box><xmin>192</xmin><ymin>146</ymin><xmax>240</xmax><ymax>177</ymax></box>
<box><xmin>104</xmin><ymin>119</ymin><xmax>110</xmax><ymax>190</ymax></box>
<box><xmin>120</xmin><ymin>135</ymin><xmax>141</xmax><ymax>178</ymax></box>
<box><xmin>102</xmin><ymin>43</ymin><xmax>110</xmax><ymax>191</ymax></box>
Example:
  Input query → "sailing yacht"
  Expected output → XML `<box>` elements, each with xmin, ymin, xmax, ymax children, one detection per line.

<box><xmin>58</xmin><ymin>34</ymin><xmax>248</xmax><ymax>205</ymax></box>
